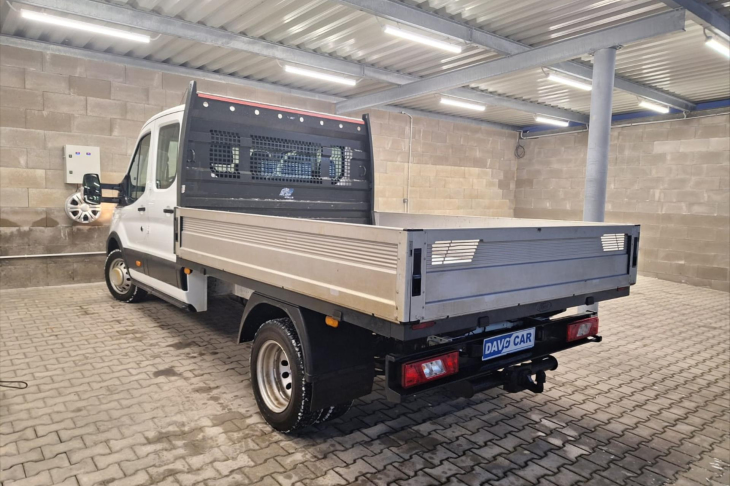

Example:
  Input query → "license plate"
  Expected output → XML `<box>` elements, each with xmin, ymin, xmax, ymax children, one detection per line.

<box><xmin>482</xmin><ymin>328</ymin><xmax>536</xmax><ymax>361</ymax></box>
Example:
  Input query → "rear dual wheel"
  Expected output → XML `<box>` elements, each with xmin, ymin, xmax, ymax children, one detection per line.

<box><xmin>250</xmin><ymin>318</ymin><xmax>352</xmax><ymax>432</ymax></box>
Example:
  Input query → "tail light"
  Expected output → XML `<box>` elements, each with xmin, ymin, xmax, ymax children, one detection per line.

<box><xmin>402</xmin><ymin>351</ymin><xmax>459</xmax><ymax>388</ymax></box>
<box><xmin>567</xmin><ymin>317</ymin><xmax>599</xmax><ymax>342</ymax></box>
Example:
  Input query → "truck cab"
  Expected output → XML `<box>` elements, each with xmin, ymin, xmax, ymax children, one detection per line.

<box><xmin>89</xmin><ymin>106</ymin><xmax>207</xmax><ymax>310</ymax></box>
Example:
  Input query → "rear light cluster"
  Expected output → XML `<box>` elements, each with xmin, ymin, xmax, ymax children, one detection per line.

<box><xmin>567</xmin><ymin>317</ymin><xmax>599</xmax><ymax>342</ymax></box>
<box><xmin>401</xmin><ymin>351</ymin><xmax>458</xmax><ymax>388</ymax></box>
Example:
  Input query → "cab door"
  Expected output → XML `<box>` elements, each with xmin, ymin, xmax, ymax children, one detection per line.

<box><xmin>119</xmin><ymin>130</ymin><xmax>153</xmax><ymax>261</ymax></box>
<box><xmin>145</xmin><ymin>113</ymin><xmax>182</xmax><ymax>287</ymax></box>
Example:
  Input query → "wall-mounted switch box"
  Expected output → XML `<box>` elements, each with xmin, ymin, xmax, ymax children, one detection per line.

<box><xmin>64</xmin><ymin>145</ymin><xmax>101</xmax><ymax>184</ymax></box>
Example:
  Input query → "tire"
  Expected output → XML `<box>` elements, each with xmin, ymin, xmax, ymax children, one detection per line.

<box><xmin>250</xmin><ymin>318</ymin><xmax>321</xmax><ymax>432</ymax></box>
<box><xmin>317</xmin><ymin>400</ymin><xmax>353</xmax><ymax>424</ymax></box>
<box><xmin>104</xmin><ymin>249</ymin><xmax>147</xmax><ymax>303</ymax></box>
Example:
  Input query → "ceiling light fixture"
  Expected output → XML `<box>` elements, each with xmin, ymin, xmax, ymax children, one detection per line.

<box><xmin>20</xmin><ymin>9</ymin><xmax>150</xmax><ymax>43</ymax></box>
<box><xmin>383</xmin><ymin>25</ymin><xmax>462</xmax><ymax>54</ymax></box>
<box><xmin>440</xmin><ymin>97</ymin><xmax>486</xmax><ymax>111</ymax></box>
<box><xmin>638</xmin><ymin>100</ymin><xmax>670</xmax><ymax>114</ymax></box>
<box><xmin>705</xmin><ymin>35</ymin><xmax>730</xmax><ymax>58</ymax></box>
<box><xmin>534</xmin><ymin>116</ymin><xmax>570</xmax><ymax>128</ymax></box>
<box><xmin>545</xmin><ymin>72</ymin><xmax>592</xmax><ymax>91</ymax></box>
<box><xmin>284</xmin><ymin>65</ymin><xmax>357</xmax><ymax>86</ymax></box>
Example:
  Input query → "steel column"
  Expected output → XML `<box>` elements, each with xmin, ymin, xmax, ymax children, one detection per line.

<box><xmin>583</xmin><ymin>48</ymin><xmax>617</xmax><ymax>223</ymax></box>
<box><xmin>582</xmin><ymin>47</ymin><xmax>618</xmax><ymax>313</ymax></box>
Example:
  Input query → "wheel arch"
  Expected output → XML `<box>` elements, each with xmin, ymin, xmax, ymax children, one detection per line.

<box><xmin>107</xmin><ymin>232</ymin><xmax>122</xmax><ymax>254</ymax></box>
<box><xmin>239</xmin><ymin>300</ymin><xmax>291</xmax><ymax>343</ymax></box>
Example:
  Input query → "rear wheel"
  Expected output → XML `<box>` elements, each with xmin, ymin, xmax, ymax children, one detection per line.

<box><xmin>105</xmin><ymin>249</ymin><xmax>147</xmax><ymax>303</ymax></box>
<box><xmin>251</xmin><ymin>318</ymin><xmax>321</xmax><ymax>432</ymax></box>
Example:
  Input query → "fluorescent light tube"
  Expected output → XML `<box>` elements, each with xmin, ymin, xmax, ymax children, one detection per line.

<box><xmin>383</xmin><ymin>25</ymin><xmax>462</xmax><ymax>54</ymax></box>
<box><xmin>440</xmin><ymin>97</ymin><xmax>486</xmax><ymax>111</ymax></box>
<box><xmin>705</xmin><ymin>37</ymin><xmax>730</xmax><ymax>58</ymax></box>
<box><xmin>284</xmin><ymin>65</ymin><xmax>357</xmax><ymax>86</ymax></box>
<box><xmin>534</xmin><ymin>116</ymin><xmax>570</xmax><ymax>128</ymax></box>
<box><xmin>638</xmin><ymin>100</ymin><xmax>670</xmax><ymax>114</ymax></box>
<box><xmin>546</xmin><ymin>72</ymin><xmax>592</xmax><ymax>91</ymax></box>
<box><xmin>20</xmin><ymin>10</ymin><xmax>150</xmax><ymax>43</ymax></box>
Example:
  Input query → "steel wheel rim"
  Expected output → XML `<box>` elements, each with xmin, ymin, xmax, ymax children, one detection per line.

<box><xmin>256</xmin><ymin>340</ymin><xmax>293</xmax><ymax>413</ymax></box>
<box><xmin>109</xmin><ymin>258</ymin><xmax>132</xmax><ymax>294</ymax></box>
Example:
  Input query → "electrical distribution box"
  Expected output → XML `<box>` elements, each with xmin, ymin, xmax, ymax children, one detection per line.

<box><xmin>64</xmin><ymin>145</ymin><xmax>101</xmax><ymax>184</ymax></box>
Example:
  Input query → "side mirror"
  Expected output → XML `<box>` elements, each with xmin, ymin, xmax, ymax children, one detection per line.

<box><xmin>82</xmin><ymin>173</ymin><xmax>102</xmax><ymax>205</ymax></box>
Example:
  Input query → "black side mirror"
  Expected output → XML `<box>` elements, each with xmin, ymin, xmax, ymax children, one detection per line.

<box><xmin>82</xmin><ymin>173</ymin><xmax>102</xmax><ymax>205</ymax></box>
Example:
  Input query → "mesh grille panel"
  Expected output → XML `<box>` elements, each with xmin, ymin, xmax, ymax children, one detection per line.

<box><xmin>330</xmin><ymin>146</ymin><xmax>352</xmax><ymax>185</ymax></box>
<box><xmin>210</xmin><ymin>130</ymin><xmax>241</xmax><ymax>179</ymax></box>
<box><xmin>251</xmin><ymin>136</ymin><xmax>322</xmax><ymax>184</ymax></box>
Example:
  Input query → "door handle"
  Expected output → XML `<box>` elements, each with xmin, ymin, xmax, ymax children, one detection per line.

<box><xmin>137</xmin><ymin>207</ymin><xmax>146</xmax><ymax>212</ymax></box>
<box><xmin>163</xmin><ymin>208</ymin><xmax>174</xmax><ymax>214</ymax></box>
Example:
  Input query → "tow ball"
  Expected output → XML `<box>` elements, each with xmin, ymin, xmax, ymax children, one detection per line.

<box><xmin>447</xmin><ymin>356</ymin><xmax>559</xmax><ymax>398</ymax></box>
<box><xmin>504</xmin><ymin>366</ymin><xmax>547</xmax><ymax>393</ymax></box>
<box><xmin>503</xmin><ymin>356</ymin><xmax>558</xmax><ymax>394</ymax></box>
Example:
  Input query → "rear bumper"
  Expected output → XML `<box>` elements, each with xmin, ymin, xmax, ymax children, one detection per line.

<box><xmin>383</xmin><ymin>313</ymin><xmax>600</xmax><ymax>402</ymax></box>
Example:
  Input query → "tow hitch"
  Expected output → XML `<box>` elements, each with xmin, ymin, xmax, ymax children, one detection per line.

<box><xmin>448</xmin><ymin>356</ymin><xmax>559</xmax><ymax>398</ymax></box>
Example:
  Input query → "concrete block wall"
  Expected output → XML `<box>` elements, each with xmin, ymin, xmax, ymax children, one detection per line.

<box><xmin>368</xmin><ymin>113</ymin><xmax>516</xmax><ymax>216</ymax></box>
<box><xmin>515</xmin><ymin>115</ymin><xmax>730</xmax><ymax>292</ymax></box>
<box><xmin>0</xmin><ymin>45</ymin><xmax>516</xmax><ymax>289</ymax></box>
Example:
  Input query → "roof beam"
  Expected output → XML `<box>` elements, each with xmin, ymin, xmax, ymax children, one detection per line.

<box><xmin>13</xmin><ymin>0</ymin><xmax>411</xmax><ymax>85</ymax></box>
<box><xmin>0</xmin><ymin>35</ymin><xmax>343</xmax><ymax>102</ymax></box>
<box><xmin>0</xmin><ymin>35</ymin><xmax>520</xmax><ymax>131</ymax></box>
<box><xmin>661</xmin><ymin>0</ymin><xmax>730</xmax><ymax>39</ymax></box>
<box><xmin>334</xmin><ymin>0</ymin><xmax>696</xmax><ymax>112</ymax></box>
<box><xmin>376</xmin><ymin>105</ymin><xmax>520</xmax><ymax>132</ymax></box>
<box><xmin>13</xmin><ymin>0</ymin><xmax>588</xmax><ymax>123</ymax></box>
<box><xmin>335</xmin><ymin>10</ymin><xmax>687</xmax><ymax>114</ymax></box>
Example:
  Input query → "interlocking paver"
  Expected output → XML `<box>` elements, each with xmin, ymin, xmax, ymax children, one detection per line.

<box><xmin>1</xmin><ymin>277</ymin><xmax>728</xmax><ymax>486</ymax></box>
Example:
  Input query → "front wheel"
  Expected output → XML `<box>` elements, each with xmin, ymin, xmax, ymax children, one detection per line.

<box><xmin>104</xmin><ymin>249</ymin><xmax>147</xmax><ymax>303</ymax></box>
<box><xmin>251</xmin><ymin>318</ymin><xmax>321</xmax><ymax>432</ymax></box>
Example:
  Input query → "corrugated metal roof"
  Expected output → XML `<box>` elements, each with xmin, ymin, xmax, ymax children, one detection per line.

<box><xmin>1</xmin><ymin>0</ymin><xmax>728</xmax><ymax>128</ymax></box>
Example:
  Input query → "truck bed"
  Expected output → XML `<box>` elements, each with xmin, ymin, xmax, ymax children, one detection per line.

<box><xmin>175</xmin><ymin>208</ymin><xmax>639</xmax><ymax>324</ymax></box>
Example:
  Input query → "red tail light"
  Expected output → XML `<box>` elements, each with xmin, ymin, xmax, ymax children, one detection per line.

<box><xmin>401</xmin><ymin>351</ymin><xmax>459</xmax><ymax>388</ymax></box>
<box><xmin>567</xmin><ymin>317</ymin><xmax>599</xmax><ymax>342</ymax></box>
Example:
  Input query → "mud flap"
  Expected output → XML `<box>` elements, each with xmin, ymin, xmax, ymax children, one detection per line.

<box><xmin>299</xmin><ymin>308</ymin><xmax>376</xmax><ymax>410</ymax></box>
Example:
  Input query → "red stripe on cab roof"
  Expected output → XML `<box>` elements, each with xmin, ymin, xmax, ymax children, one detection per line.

<box><xmin>198</xmin><ymin>93</ymin><xmax>365</xmax><ymax>125</ymax></box>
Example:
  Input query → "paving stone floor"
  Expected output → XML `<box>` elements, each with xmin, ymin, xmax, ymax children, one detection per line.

<box><xmin>1</xmin><ymin>277</ymin><xmax>728</xmax><ymax>486</ymax></box>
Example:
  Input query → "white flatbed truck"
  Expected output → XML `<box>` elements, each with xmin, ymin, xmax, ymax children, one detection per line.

<box><xmin>83</xmin><ymin>82</ymin><xmax>640</xmax><ymax>432</ymax></box>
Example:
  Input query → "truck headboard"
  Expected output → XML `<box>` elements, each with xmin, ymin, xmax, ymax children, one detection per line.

<box><xmin>177</xmin><ymin>81</ymin><xmax>375</xmax><ymax>224</ymax></box>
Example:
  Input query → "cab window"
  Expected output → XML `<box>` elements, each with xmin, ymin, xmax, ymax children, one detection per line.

<box><xmin>125</xmin><ymin>133</ymin><xmax>151</xmax><ymax>204</ymax></box>
<box><xmin>156</xmin><ymin>123</ymin><xmax>180</xmax><ymax>190</ymax></box>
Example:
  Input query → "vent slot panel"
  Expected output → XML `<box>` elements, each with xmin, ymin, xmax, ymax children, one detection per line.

<box><xmin>601</xmin><ymin>234</ymin><xmax>626</xmax><ymax>252</ymax></box>
<box><xmin>427</xmin><ymin>235</ymin><xmax>629</xmax><ymax>271</ymax></box>
<box><xmin>431</xmin><ymin>240</ymin><xmax>480</xmax><ymax>266</ymax></box>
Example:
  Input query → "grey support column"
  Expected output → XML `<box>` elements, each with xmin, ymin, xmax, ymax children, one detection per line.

<box><xmin>582</xmin><ymin>47</ymin><xmax>618</xmax><ymax>313</ymax></box>
<box><xmin>583</xmin><ymin>47</ymin><xmax>618</xmax><ymax>223</ymax></box>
